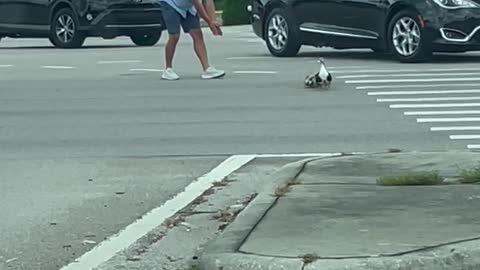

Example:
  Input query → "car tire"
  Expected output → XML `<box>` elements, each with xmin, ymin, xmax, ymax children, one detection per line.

<box><xmin>130</xmin><ymin>32</ymin><xmax>162</xmax><ymax>47</ymax></box>
<box><xmin>265</xmin><ymin>8</ymin><xmax>301</xmax><ymax>57</ymax></box>
<box><xmin>387</xmin><ymin>10</ymin><xmax>431</xmax><ymax>63</ymax></box>
<box><xmin>49</xmin><ymin>8</ymin><xmax>85</xmax><ymax>49</ymax></box>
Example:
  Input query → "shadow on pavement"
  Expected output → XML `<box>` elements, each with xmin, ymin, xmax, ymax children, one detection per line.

<box><xmin>299</xmin><ymin>50</ymin><xmax>392</xmax><ymax>63</ymax></box>
<box><xmin>238</xmin><ymin>49</ymin><xmax>480</xmax><ymax>64</ymax></box>
<box><xmin>299</xmin><ymin>50</ymin><xmax>480</xmax><ymax>63</ymax></box>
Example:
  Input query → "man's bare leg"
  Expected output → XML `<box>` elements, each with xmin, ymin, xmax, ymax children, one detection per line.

<box><xmin>162</xmin><ymin>33</ymin><xmax>181</xmax><ymax>80</ymax></box>
<box><xmin>165</xmin><ymin>34</ymin><xmax>180</xmax><ymax>68</ymax></box>
<box><xmin>189</xmin><ymin>29</ymin><xmax>209</xmax><ymax>71</ymax></box>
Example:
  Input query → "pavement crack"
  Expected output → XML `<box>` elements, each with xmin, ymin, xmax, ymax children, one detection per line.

<box><xmin>177</xmin><ymin>210</ymin><xmax>217</xmax><ymax>215</ymax></box>
<box><xmin>240</xmin><ymin>235</ymin><xmax>480</xmax><ymax>260</ymax></box>
<box><xmin>299</xmin><ymin>182</ymin><xmax>377</xmax><ymax>186</ymax></box>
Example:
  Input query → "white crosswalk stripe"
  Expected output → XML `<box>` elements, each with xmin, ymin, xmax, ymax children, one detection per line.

<box><xmin>378</xmin><ymin>96</ymin><xmax>480</xmax><ymax>102</ymax></box>
<box><xmin>333</xmin><ymin>67</ymin><xmax>480</xmax><ymax>74</ymax></box>
<box><xmin>342</xmin><ymin>66</ymin><xmax>480</xmax><ymax>150</ymax></box>
<box><xmin>369</xmin><ymin>90</ymin><xmax>480</xmax><ymax>96</ymax></box>
<box><xmin>451</xmin><ymin>135</ymin><xmax>480</xmax><ymax>140</ymax></box>
<box><xmin>431</xmin><ymin>126</ymin><xmax>480</xmax><ymax>131</ymax></box>
<box><xmin>347</xmin><ymin>77</ymin><xmax>480</xmax><ymax>84</ymax></box>
<box><xmin>339</xmin><ymin>72</ymin><xmax>480</xmax><ymax>79</ymax></box>
<box><xmin>405</xmin><ymin>110</ymin><xmax>480</xmax><ymax>116</ymax></box>
<box><xmin>357</xmin><ymin>83</ymin><xmax>480</xmax><ymax>90</ymax></box>
<box><xmin>390</xmin><ymin>103</ymin><xmax>480</xmax><ymax>108</ymax></box>
<box><xmin>417</xmin><ymin>117</ymin><xmax>480</xmax><ymax>123</ymax></box>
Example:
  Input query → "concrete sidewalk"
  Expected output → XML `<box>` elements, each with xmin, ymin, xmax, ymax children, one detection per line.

<box><xmin>197</xmin><ymin>151</ymin><xmax>480</xmax><ymax>270</ymax></box>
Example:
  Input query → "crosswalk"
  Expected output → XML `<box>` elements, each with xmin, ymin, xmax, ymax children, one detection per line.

<box><xmin>338</xmin><ymin>66</ymin><xmax>480</xmax><ymax>150</ymax></box>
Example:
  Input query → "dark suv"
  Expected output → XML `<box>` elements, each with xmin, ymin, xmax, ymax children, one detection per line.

<box><xmin>0</xmin><ymin>0</ymin><xmax>165</xmax><ymax>48</ymax></box>
<box><xmin>250</xmin><ymin>0</ymin><xmax>480</xmax><ymax>62</ymax></box>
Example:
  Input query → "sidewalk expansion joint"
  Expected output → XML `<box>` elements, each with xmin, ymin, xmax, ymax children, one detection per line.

<box><xmin>297</xmin><ymin>182</ymin><xmax>378</xmax><ymax>186</ymax></box>
<box><xmin>177</xmin><ymin>210</ymin><xmax>217</xmax><ymax>215</ymax></box>
<box><xmin>237</xmin><ymin>235</ymin><xmax>480</xmax><ymax>260</ymax></box>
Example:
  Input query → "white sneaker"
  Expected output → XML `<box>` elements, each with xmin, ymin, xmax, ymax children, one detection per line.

<box><xmin>162</xmin><ymin>68</ymin><xmax>180</xmax><ymax>80</ymax></box>
<box><xmin>202</xmin><ymin>67</ymin><xmax>226</xmax><ymax>79</ymax></box>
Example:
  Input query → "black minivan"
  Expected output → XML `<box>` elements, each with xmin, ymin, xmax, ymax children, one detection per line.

<box><xmin>250</xmin><ymin>0</ymin><xmax>480</xmax><ymax>62</ymax></box>
<box><xmin>0</xmin><ymin>0</ymin><xmax>165</xmax><ymax>48</ymax></box>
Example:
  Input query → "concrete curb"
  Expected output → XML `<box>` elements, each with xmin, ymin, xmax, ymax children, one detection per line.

<box><xmin>196</xmin><ymin>151</ymin><xmax>480</xmax><ymax>270</ymax></box>
<box><xmin>198</xmin><ymin>157</ymin><xmax>311</xmax><ymax>254</ymax></box>
<box><xmin>196</xmin><ymin>156</ymin><xmax>329</xmax><ymax>270</ymax></box>
<box><xmin>196</xmin><ymin>153</ymin><xmax>360</xmax><ymax>270</ymax></box>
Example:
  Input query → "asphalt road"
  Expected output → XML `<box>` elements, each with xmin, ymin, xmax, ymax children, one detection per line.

<box><xmin>1</xmin><ymin>25</ymin><xmax>479</xmax><ymax>270</ymax></box>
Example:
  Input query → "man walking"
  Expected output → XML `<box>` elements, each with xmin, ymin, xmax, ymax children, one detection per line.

<box><xmin>160</xmin><ymin>0</ymin><xmax>226</xmax><ymax>80</ymax></box>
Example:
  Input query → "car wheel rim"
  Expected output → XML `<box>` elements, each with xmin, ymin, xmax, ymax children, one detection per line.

<box><xmin>268</xmin><ymin>14</ymin><xmax>288</xmax><ymax>50</ymax></box>
<box><xmin>56</xmin><ymin>15</ymin><xmax>75</xmax><ymax>43</ymax></box>
<box><xmin>392</xmin><ymin>17</ymin><xmax>421</xmax><ymax>57</ymax></box>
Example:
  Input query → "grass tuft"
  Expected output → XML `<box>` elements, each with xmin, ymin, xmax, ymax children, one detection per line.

<box><xmin>302</xmin><ymin>253</ymin><xmax>318</xmax><ymax>264</ymax></box>
<box><xmin>274</xmin><ymin>185</ymin><xmax>292</xmax><ymax>197</ymax></box>
<box><xmin>459</xmin><ymin>164</ymin><xmax>480</xmax><ymax>184</ymax></box>
<box><xmin>377</xmin><ymin>171</ymin><xmax>443</xmax><ymax>186</ymax></box>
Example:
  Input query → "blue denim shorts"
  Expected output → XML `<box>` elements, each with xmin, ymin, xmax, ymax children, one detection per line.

<box><xmin>160</xmin><ymin>2</ymin><xmax>201</xmax><ymax>34</ymax></box>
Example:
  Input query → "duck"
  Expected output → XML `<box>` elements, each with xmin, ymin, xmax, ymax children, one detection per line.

<box><xmin>304</xmin><ymin>58</ymin><xmax>332</xmax><ymax>89</ymax></box>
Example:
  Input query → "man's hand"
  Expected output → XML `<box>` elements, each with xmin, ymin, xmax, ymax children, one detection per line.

<box><xmin>193</xmin><ymin>0</ymin><xmax>223</xmax><ymax>36</ymax></box>
<box><xmin>208</xmin><ymin>20</ymin><xmax>223</xmax><ymax>36</ymax></box>
<box><xmin>203</xmin><ymin>0</ymin><xmax>222</xmax><ymax>35</ymax></box>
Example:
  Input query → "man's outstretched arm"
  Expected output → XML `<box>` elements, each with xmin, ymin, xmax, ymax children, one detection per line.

<box><xmin>192</xmin><ymin>0</ymin><xmax>222</xmax><ymax>35</ymax></box>
<box><xmin>203</xmin><ymin>0</ymin><xmax>216</xmax><ymax>22</ymax></box>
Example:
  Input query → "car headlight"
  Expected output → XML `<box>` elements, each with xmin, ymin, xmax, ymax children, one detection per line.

<box><xmin>433</xmin><ymin>0</ymin><xmax>480</xmax><ymax>8</ymax></box>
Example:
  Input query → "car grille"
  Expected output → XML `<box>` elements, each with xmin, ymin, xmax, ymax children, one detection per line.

<box><xmin>447</xmin><ymin>18</ymin><xmax>480</xmax><ymax>35</ymax></box>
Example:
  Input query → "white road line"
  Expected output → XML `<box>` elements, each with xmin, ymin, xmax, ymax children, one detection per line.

<box><xmin>339</xmin><ymin>72</ymin><xmax>480</xmax><ymax>79</ymax></box>
<box><xmin>369</xmin><ymin>90</ymin><xmax>480</xmax><ymax>96</ymax></box>
<box><xmin>468</xmin><ymin>145</ymin><xmax>480</xmax><ymax>149</ymax></box>
<box><xmin>234</xmin><ymin>70</ymin><xmax>278</xmax><ymax>74</ymax></box>
<box><xmin>417</xmin><ymin>117</ymin><xmax>480</xmax><ymax>123</ymax></box>
<box><xmin>227</xmin><ymin>56</ymin><xmax>323</xmax><ymax>61</ymax></box>
<box><xmin>237</xmin><ymin>33</ymin><xmax>258</xmax><ymax>37</ymax></box>
<box><xmin>227</xmin><ymin>56</ymin><xmax>273</xmax><ymax>60</ymax></box>
<box><xmin>221</xmin><ymin>30</ymin><xmax>242</xmax><ymax>34</ymax></box>
<box><xmin>390</xmin><ymin>103</ymin><xmax>480</xmax><ymax>109</ymax></box>
<box><xmin>233</xmin><ymin>38</ymin><xmax>264</xmax><ymax>43</ymax></box>
<box><xmin>333</xmin><ymin>67</ymin><xmax>480</xmax><ymax>74</ymax></box>
<box><xmin>41</xmin><ymin>66</ymin><xmax>76</xmax><ymax>69</ymax></box>
<box><xmin>346</xmin><ymin>78</ymin><xmax>480</xmax><ymax>84</ymax></box>
<box><xmin>431</xmin><ymin>126</ymin><xmax>480</xmax><ymax>131</ymax></box>
<box><xmin>378</xmin><ymin>97</ymin><xmax>480</xmax><ymax>103</ymax></box>
<box><xmin>129</xmin><ymin>68</ymin><xmax>164</xmax><ymax>72</ymax></box>
<box><xmin>327</xmin><ymin>65</ymin><xmax>375</xmax><ymax>70</ymax></box>
<box><xmin>450</xmin><ymin>135</ymin><xmax>480</xmax><ymax>140</ymax></box>
<box><xmin>98</xmin><ymin>60</ymin><xmax>143</xmax><ymax>64</ymax></box>
<box><xmin>405</xmin><ymin>110</ymin><xmax>480</xmax><ymax>116</ymax></box>
<box><xmin>60</xmin><ymin>155</ymin><xmax>256</xmax><ymax>270</ymax></box>
<box><xmin>256</xmin><ymin>152</ymin><xmax>344</xmax><ymax>158</ymax></box>
<box><xmin>357</xmin><ymin>83</ymin><xmax>480</xmax><ymax>90</ymax></box>
<box><xmin>0</xmin><ymin>65</ymin><xmax>13</xmax><ymax>68</ymax></box>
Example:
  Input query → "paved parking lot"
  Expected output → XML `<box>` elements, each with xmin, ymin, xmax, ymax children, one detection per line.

<box><xmin>1</xmin><ymin>24</ymin><xmax>480</xmax><ymax>270</ymax></box>
<box><xmin>2</xmin><ymin>25</ymin><xmax>478</xmax><ymax>157</ymax></box>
